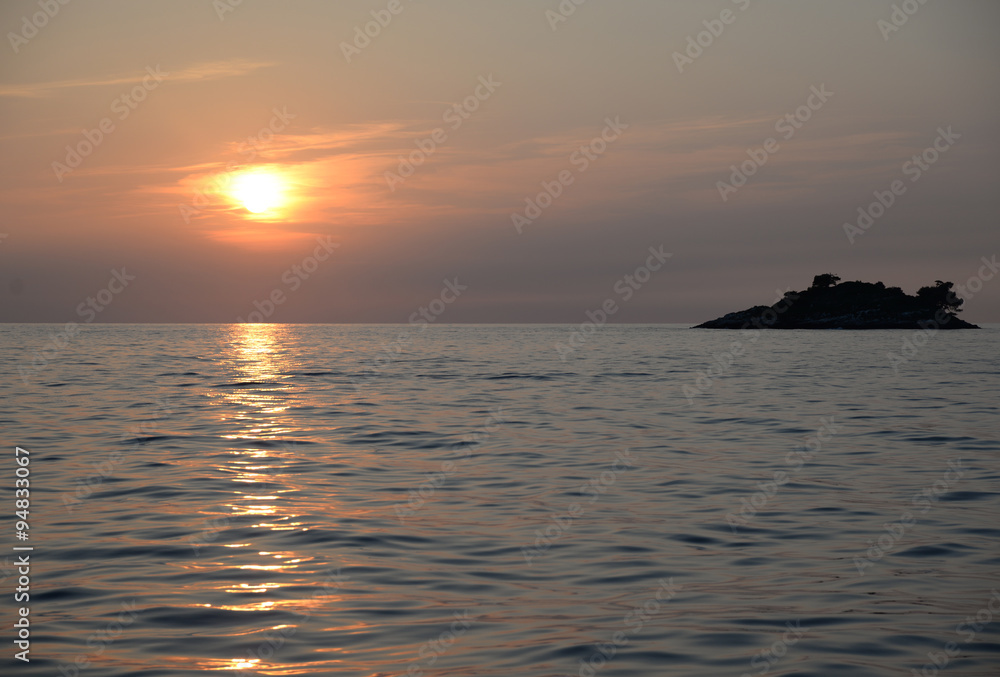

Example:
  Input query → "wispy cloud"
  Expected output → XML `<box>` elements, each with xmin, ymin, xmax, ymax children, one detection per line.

<box><xmin>42</xmin><ymin>113</ymin><xmax>914</xmax><ymax>233</ymax></box>
<box><xmin>0</xmin><ymin>59</ymin><xmax>274</xmax><ymax>98</ymax></box>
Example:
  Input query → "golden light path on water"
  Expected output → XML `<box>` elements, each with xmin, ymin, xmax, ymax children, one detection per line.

<box><xmin>187</xmin><ymin>325</ymin><xmax>348</xmax><ymax>673</ymax></box>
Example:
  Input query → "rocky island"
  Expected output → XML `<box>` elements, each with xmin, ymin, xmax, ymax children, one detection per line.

<box><xmin>695</xmin><ymin>274</ymin><xmax>978</xmax><ymax>330</ymax></box>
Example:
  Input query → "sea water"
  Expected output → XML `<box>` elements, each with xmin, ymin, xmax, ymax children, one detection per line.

<box><xmin>1</xmin><ymin>323</ymin><xmax>998</xmax><ymax>676</ymax></box>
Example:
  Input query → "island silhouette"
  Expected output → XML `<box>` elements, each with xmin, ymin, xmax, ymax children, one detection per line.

<box><xmin>695</xmin><ymin>274</ymin><xmax>979</xmax><ymax>329</ymax></box>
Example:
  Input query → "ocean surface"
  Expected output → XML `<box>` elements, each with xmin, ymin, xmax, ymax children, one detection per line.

<box><xmin>1</xmin><ymin>323</ymin><xmax>998</xmax><ymax>677</ymax></box>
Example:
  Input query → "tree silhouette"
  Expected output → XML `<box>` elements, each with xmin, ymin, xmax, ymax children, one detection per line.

<box><xmin>811</xmin><ymin>273</ymin><xmax>841</xmax><ymax>289</ymax></box>
<box><xmin>916</xmin><ymin>280</ymin><xmax>963</xmax><ymax>313</ymax></box>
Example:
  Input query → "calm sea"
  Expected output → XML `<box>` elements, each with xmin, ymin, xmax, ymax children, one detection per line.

<box><xmin>1</xmin><ymin>324</ymin><xmax>998</xmax><ymax>677</ymax></box>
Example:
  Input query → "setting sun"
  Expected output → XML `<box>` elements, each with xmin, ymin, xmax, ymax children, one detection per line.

<box><xmin>5</xmin><ymin>3</ymin><xmax>1000</xmax><ymax>676</ymax></box>
<box><xmin>230</xmin><ymin>169</ymin><xmax>285</xmax><ymax>214</ymax></box>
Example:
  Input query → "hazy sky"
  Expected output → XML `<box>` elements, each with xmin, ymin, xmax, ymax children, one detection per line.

<box><xmin>2</xmin><ymin>0</ymin><xmax>998</xmax><ymax>323</ymax></box>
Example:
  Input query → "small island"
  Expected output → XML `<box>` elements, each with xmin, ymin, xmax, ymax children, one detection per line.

<box><xmin>695</xmin><ymin>274</ymin><xmax>979</xmax><ymax>330</ymax></box>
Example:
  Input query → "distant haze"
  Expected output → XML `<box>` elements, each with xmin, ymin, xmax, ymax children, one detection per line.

<box><xmin>1</xmin><ymin>0</ymin><xmax>998</xmax><ymax>323</ymax></box>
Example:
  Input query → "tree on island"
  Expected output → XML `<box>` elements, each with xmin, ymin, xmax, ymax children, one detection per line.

<box><xmin>811</xmin><ymin>273</ymin><xmax>841</xmax><ymax>289</ymax></box>
<box><xmin>916</xmin><ymin>280</ymin><xmax>964</xmax><ymax>314</ymax></box>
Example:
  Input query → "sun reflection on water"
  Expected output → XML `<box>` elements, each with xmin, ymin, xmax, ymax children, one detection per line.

<box><xmin>176</xmin><ymin>324</ymin><xmax>355</xmax><ymax>674</ymax></box>
<box><xmin>199</xmin><ymin>325</ymin><xmax>315</xmax><ymax>612</ymax></box>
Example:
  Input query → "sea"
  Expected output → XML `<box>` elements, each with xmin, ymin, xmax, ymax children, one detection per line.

<box><xmin>1</xmin><ymin>323</ymin><xmax>998</xmax><ymax>677</ymax></box>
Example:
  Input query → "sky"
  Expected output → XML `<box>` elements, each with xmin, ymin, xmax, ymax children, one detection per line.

<box><xmin>1</xmin><ymin>0</ymin><xmax>998</xmax><ymax>324</ymax></box>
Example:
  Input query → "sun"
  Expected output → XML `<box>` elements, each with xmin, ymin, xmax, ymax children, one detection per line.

<box><xmin>230</xmin><ymin>169</ymin><xmax>285</xmax><ymax>214</ymax></box>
